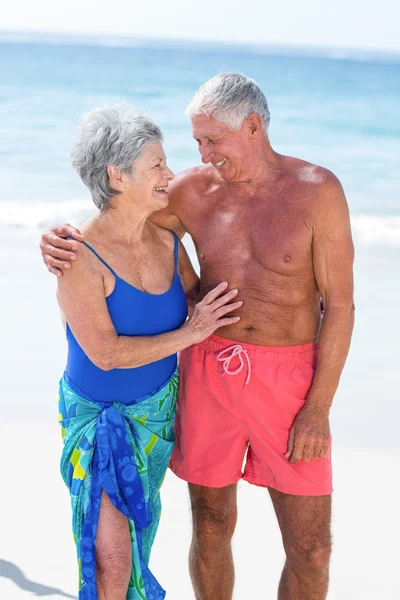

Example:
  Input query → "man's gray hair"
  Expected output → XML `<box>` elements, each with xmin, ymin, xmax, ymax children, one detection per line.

<box><xmin>71</xmin><ymin>104</ymin><xmax>163</xmax><ymax>210</ymax></box>
<box><xmin>185</xmin><ymin>73</ymin><xmax>270</xmax><ymax>131</ymax></box>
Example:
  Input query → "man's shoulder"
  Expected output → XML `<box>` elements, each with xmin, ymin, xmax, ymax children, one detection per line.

<box><xmin>285</xmin><ymin>157</ymin><xmax>341</xmax><ymax>191</ymax></box>
<box><xmin>286</xmin><ymin>159</ymin><xmax>349</xmax><ymax>232</ymax></box>
<box><xmin>169</xmin><ymin>164</ymin><xmax>216</xmax><ymax>196</ymax></box>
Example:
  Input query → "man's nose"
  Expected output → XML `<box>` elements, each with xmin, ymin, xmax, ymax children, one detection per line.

<box><xmin>200</xmin><ymin>146</ymin><xmax>212</xmax><ymax>164</ymax></box>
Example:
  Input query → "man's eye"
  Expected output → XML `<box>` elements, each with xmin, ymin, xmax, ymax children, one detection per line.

<box><xmin>154</xmin><ymin>163</ymin><xmax>161</xmax><ymax>168</ymax></box>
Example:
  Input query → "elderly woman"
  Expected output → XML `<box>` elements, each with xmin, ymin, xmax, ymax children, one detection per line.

<box><xmin>56</xmin><ymin>105</ymin><xmax>242</xmax><ymax>600</ymax></box>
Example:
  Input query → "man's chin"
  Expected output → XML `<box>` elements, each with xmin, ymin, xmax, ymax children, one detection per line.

<box><xmin>218</xmin><ymin>171</ymin><xmax>239</xmax><ymax>183</ymax></box>
<box><xmin>212</xmin><ymin>165</ymin><xmax>236</xmax><ymax>182</ymax></box>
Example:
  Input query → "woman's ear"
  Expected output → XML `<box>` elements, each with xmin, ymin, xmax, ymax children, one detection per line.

<box><xmin>107</xmin><ymin>164</ymin><xmax>124</xmax><ymax>192</ymax></box>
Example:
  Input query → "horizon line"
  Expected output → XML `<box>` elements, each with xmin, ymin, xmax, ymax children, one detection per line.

<box><xmin>1</xmin><ymin>29</ymin><xmax>400</xmax><ymax>62</ymax></box>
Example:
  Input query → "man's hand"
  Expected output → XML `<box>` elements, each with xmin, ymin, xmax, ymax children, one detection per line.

<box><xmin>39</xmin><ymin>224</ymin><xmax>85</xmax><ymax>276</ymax></box>
<box><xmin>285</xmin><ymin>405</ymin><xmax>330</xmax><ymax>464</ymax></box>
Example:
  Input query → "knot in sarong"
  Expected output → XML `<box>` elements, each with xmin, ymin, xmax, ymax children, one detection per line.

<box><xmin>95</xmin><ymin>403</ymin><xmax>152</xmax><ymax>530</ymax></box>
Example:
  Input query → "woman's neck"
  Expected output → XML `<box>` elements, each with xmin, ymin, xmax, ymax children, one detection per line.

<box><xmin>93</xmin><ymin>197</ymin><xmax>153</xmax><ymax>246</ymax></box>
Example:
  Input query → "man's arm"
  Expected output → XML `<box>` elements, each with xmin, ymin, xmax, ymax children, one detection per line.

<box><xmin>307</xmin><ymin>175</ymin><xmax>355</xmax><ymax>411</ymax></box>
<box><xmin>40</xmin><ymin>177</ymin><xmax>187</xmax><ymax>275</ymax></box>
<box><xmin>287</xmin><ymin>173</ymin><xmax>355</xmax><ymax>464</ymax></box>
<box><xmin>148</xmin><ymin>171</ymin><xmax>189</xmax><ymax>238</ymax></box>
<box><xmin>148</xmin><ymin>207</ymin><xmax>186</xmax><ymax>239</ymax></box>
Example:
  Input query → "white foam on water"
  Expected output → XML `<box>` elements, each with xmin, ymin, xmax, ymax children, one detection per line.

<box><xmin>0</xmin><ymin>200</ymin><xmax>96</xmax><ymax>231</ymax></box>
<box><xmin>1</xmin><ymin>201</ymin><xmax>400</xmax><ymax>246</ymax></box>
<box><xmin>351</xmin><ymin>214</ymin><xmax>400</xmax><ymax>246</ymax></box>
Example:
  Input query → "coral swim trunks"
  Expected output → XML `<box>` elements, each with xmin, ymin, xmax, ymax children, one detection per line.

<box><xmin>170</xmin><ymin>335</ymin><xmax>332</xmax><ymax>496</ymax></box>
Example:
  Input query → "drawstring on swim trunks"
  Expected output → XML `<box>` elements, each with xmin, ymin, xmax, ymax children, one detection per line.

<box><xmin>216</xmin><ymin>344</ymin><xmax>252</xmax><ymax>387</ymax></box>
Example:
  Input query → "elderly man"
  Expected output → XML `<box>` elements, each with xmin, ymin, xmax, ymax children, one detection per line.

<box><xmin>41</xmin><ymin>73</ymin><xmax>354</xmax><ymax>600</ymax></box>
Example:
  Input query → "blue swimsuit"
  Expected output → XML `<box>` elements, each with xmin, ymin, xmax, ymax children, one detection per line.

<box><xmin>58</xmin><ymin>232</ymin><xmax>188</xmax><ymax>599</ymax></box>
<box><xmin>64</xmin><ymin>232</ymin><xmax>188</xmax><ymax>403</ymax></box>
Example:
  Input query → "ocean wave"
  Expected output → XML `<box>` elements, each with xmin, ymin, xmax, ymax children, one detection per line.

<box><xmin>350</xmin><ymin>214</ymin><xmax>400</xmax><ymax>246</ymax></box>
<box><xmin>1</xmin><ymin>202</ymin><xmax>399</xmax><ymax>246</ymax></box>
<box><xmin>0</xmin><ymin>200</ymin><xmax>95</xmax><ymax>230</ymax></box>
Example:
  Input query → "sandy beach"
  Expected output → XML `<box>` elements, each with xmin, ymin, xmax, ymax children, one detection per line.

<box><xmin>1</xmin><ymin>229</ymin><xmax>399</xmax><ymax>599</ymax></box>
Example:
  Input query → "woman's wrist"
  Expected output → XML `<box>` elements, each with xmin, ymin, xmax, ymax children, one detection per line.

<box><xmin>179</xmin><ymin>322</ymin><xmax>199</xmax><ymax>348</ymax></box>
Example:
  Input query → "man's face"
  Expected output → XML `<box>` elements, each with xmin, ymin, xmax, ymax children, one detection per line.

<box><xmin>191</xmin><ymin>113</ymin><xmax>254</xmax><ymax>183</ymax></box>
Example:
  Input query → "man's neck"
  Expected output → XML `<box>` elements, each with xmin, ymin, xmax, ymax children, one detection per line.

<box><xmin>225</xmin><ymin>143</ymin><xmax>284</xmax><ymax>188</ymax></box>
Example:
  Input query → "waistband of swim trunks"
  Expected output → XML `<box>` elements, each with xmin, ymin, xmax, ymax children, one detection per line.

<box><xmin>198</xmin><ymin>334</ymin><xmax>318</xmax><ymax>364</ymax></box>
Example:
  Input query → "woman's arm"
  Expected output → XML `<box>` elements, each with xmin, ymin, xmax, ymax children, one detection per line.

<box><xmin>57</xmin><ymin>245</ymin><xmax>242</xmax><ymax>371</ymax></box>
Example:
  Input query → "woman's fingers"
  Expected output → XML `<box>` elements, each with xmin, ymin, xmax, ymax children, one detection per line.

<box><xmin>202</xmin><ymin>282</ymin><xmax>229</xmax><ymax>304</ymax></box>
<box><xmin>209</xmin><ymin>288</ymin><xmax>239</xmax><ymax>310</ymax></box>
<box><xmin>182</xmin><ymin>283</ymin><xmax>243</xmax><ymax>343</ymax></box>
<box><xmin>215</xmin><ymin>316</ymin><xmax>241</xmax><ymax>328</ymax></box>
<box><xmin>215</xmin><ymin>301</ymin><xmax>243</xmax><ymax>319</ymax></box>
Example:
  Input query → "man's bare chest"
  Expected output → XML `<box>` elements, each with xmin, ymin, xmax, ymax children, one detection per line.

<box><xmin>181</xmin><ymin>195</ymin><xmax>313</xmax><ymax>276</ymax></box>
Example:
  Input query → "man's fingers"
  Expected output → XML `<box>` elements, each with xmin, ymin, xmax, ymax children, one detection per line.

<box><xmin>319</xmin><ymin>445</ymin><xmax>330</xmax><ymax>459</ymax></box>
<box><xmin>57</xmin><ymin>223</ymin><xmax>85</xmax><ymax>241</ymax></box>
<box><xmin>48</xmin><ymin>266</ymin><xmax>63</xmax><ymax>277</ymax></box>
<box><xmin>313</xmin><ymin>443</ymin><xmax>327</xmax><ymax>460</ymax></box>
<box><xmin>302</xmin><ymin>444</ymin><xmax>315</xmax><ymax>463</ymax></box>
<box><xmin>42</xmin><ymin>244</ymin><xmax>76</xmax><ymax>262</ymax></box>
<box><xmin>312</xmin><ymin>446</ymin><xmax>322</xmax><ymax>460</ymax></box>
<box><xmin>44</xmin><ymin>255</ymin><xmax>71</xmax><ymax>273</ymax></box>
<box><xmin>285</xmin><ymin>429</ymin><xmax>295</xmax><ymax>459</ymax></box>
<box><xmin>48</xmin><ymin>231</ymin><xmax>80</xmax><ymax>252</ymax></box>
<box><xmin>290</xmin><ymin>437</ymin><xmax>306</xmax><ymax>464</ymax></box>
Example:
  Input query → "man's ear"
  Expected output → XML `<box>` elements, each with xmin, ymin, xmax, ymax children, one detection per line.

<box><xmin>246</xmin><ymin>113</ymin><xmax>263</xmax><ymax>138</ymax></box>
<box><xmin>107</xmin><ymin>164</ymin><xmax>124</xmax><ymax>192</ymax></box>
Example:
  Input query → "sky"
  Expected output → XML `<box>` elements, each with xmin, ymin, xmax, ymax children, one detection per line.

<box><xmin>1</xmin><ymin>0</ymin><xmax>399</xmax><ymax>53</ymax></box>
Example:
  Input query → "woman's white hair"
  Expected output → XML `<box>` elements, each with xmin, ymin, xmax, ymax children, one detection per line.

<box><xmin>71</xmin><ymin>104</ymin><xmax>163</xmax><ymax>210</ymax></box>
<box><xmin>185</xmin><ymin>73</ymin><xmax>270</xmax><ymax>131</ymax></box>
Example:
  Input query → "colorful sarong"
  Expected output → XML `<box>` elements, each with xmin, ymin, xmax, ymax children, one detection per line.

<box><xmin>58</xmin><ymin>369</ymin><xmax>179</xmax><ymax>600</ymax></box>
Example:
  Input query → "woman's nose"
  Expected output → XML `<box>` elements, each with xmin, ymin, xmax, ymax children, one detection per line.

<box><xmin>165</xmin><ymin>167</ymin><xmax>175</xmax><ymax>180</ymax></box>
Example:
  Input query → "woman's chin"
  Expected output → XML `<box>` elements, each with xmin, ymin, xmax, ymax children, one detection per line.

<box><xmin>152</xmin><ymin>191</ymin><xmax>169</xmax><ymax>208</ymax></box>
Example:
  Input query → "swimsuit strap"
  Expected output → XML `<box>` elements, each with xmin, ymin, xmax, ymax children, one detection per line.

<box><xmin>172</xmin><ymin>232</ymin><xmax>179</xmax><ymax>272</ymax></box>
<box><xmin>82</xmin><ymin>242</ymin><xmax>119</xmax><ymax>278</ymax></box>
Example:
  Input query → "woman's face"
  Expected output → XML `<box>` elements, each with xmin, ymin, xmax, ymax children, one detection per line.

<box><xmin>129</xmin><ymin>142</ymin><xmax>174</xmax><ymax>210</ymax></box>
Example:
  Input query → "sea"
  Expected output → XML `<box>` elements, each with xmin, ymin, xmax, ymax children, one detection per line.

<box><xmin>0</xmin><ymin>32</ymin><xmax>399</xmax><ymax>244</ymax></box>
<box><xmin>0</xmin><ymin>35</ymin><xmax>399</xmax><ymax>600</ymax></box>
<box><xmin>0</xmin><ymin>33</ymin><xmax>399</xmax><ymax>446</ymax></box>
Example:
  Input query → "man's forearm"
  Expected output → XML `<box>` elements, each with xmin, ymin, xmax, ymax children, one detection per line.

<box><xmin>306</xmin><ymin>302</ymin><xmax>355</xmax><ymax>412</ymax></box>
<box><xmin>147</xmin><ymin>211</ymin><xmax>187</xmax><ymax>239</ymax></box>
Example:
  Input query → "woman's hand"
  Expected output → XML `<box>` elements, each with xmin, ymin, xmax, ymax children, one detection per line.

<box><xmin>39</xmin><ymin>224</ymin><xmax>85</xmax><ymax>276</ymax></box>
<box><xmin>182</xmin><ymin>282</ymin><xmax>242</xmax><ymax>344</ymax></box>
